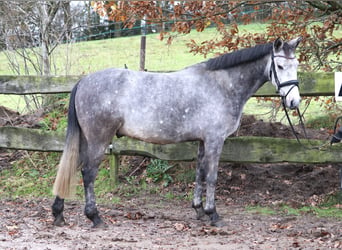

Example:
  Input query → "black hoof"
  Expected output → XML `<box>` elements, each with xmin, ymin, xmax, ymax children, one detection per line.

<box><xmin>192</xmin><ymin>202</ymin><xmax>206</xmax><ymax>220</ymax></box>
<box><xmin>88</xmin><ymin>213</ymin><xmax>105</xmax><ymax>228</ymax></box>
<box><xmin>91</xmin><ymin>215</ymin><xmax>106</xmax><ymax>228</ymax></box>
<box><xmin>204</xmin><ymin>207</ymin><xmax>223</xmax><ymax>226</ymax></box>
<box><xmin>210</xmin><ymin>217</ymin><xmax>225</xmax><ymax>227</ymax></box>
<box><xmin>92</xmin><ymin>220</ymin><xmax>108</xmax><ymax>228</ymax></box>
<box><xmin>53</xmin><ymin>215</ymin><xmax>67</xmax><ymax>227</ymax></box>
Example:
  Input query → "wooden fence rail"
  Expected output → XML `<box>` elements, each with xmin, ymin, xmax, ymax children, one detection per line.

<box><xmin>0</xmin><ymin>72</ymin><xmax>335</xmax><ymax>96</ymax></box>
<box><xmin>0</xmin><ymin>72</ymin><xmax>340</xmax><ymax>184</ymax></box>
<box><xmin>1</xmin><ymin>126</ymin><xmax>342</xmax><ymax>164</ymax></box>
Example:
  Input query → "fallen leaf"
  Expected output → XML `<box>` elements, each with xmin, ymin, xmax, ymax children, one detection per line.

<box><xmin>124</xmin><ymin>211</ymin><xmax>144</xmax><ymax>220</ymax></box>
<box><xmin>174</xmin><ymin>223</ymin><xmax>186</xmax><ymax>231</ymax></box>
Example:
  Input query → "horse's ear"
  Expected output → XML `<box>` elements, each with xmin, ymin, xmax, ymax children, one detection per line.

<box><xmin>273</xmin><ymin>38</ymin><xmax>283</xmax><ymax>52</ymax></box>
<box><xmin>288</xmin><ymin>36</ymin><xmax>302</xmax><ymax>49</ymax></box>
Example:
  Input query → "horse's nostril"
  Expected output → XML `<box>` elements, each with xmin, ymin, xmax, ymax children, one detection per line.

<box><xmin>290</xmin><ymin>99</ymin><xmax>299</xmax><ymax>109</ymax></box>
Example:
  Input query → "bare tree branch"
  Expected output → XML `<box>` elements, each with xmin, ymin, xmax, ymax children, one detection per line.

<box><xmin>306</xmin><ymin>1</ymin><xmax>342</xmax><ymax>13</ymax></box>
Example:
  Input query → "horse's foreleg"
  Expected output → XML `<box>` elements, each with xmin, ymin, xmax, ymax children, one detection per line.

<box><xmin>52</xmin><ymin>196</ymin><xmax>65</xmax><ymax>226</ymax></box>
<box><xmin>192</xmin><ymin>141</ymin><xmax>206</xmax><ymax>219</ymax></box>
<box><xmin>204</xmin><ymin>140</ymin><xmax>224</xmax><ymax>226</ymax></box>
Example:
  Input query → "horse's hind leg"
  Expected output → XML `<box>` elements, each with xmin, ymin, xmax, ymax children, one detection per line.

<box><xmin>80</xmin><ymin>137</ymin><xmax>107</xmax><ymax>228</ymax></box>
<box><xmin>192</xmin><ymin>141</ymin><xmax>206</xmax><ymax>220</ymax></box>
<box><xmin>52</xmin><ymin>196</ymin><xmax>65</xmax><ymax>226</ymax></box>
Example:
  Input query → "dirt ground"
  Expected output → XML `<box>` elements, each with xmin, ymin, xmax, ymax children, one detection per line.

<box><xmin>0</xmin><ymin>193</ymin><xmax>341</xmax><ymax>249</ymax></box>
<box><xmin>0</xmin><ymin>106</ymin><xmax>341</xmax><ymax>249</ymax></box>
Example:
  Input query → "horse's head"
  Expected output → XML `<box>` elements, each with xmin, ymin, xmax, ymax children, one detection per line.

<box><xmin>269</xmin><ymin>37</ymin><xmax>302</xmax><ymax>109</ymax></box>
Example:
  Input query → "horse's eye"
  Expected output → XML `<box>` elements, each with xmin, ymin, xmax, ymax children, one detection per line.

<box><xmin>278</xmin><ymin>65</ymin><xmax>284</xmax><ymax>70</ymax></box>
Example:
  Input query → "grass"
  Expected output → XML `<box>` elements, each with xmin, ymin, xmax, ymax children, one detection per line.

<box><xmin>0</xmin><ymin>151</ymin><xmax>146</xmax><ymax>202</ymax></box>
<box><xmin>0</xmin><ymin>27</ymin><xmax>217</xmax><ymax>76</ymax></box>
<box><xmin>0</xmin><ymin>149</ymin><xmax>193</xmax><ymax>204</ymax></box>
<box><xmin>0</xmin><ymin>151</ymin><xmax>59</xmax><ymax>199</ymax></box>
<box><xmin>247</xmin><ymin>198</ymin><xmax>342</xmax><ymax>218</ymax></box>
<box><xmin>247</xmin><ymin>192</ymin><xmax>342</xmax><ymax>218</ymax></box>
<box><xmin>246</xmin><ymin>96</ymin><xmax>342</xmax><ymax>128</ymax></box>
<box><xmin>0</xmin><ymin>22</ymin><xmax>270</xmax><ymax>75</ymax></box>
<box><xmin>279</xmin><ymin>205</ymin><xmax>342</xmax><ymax>218</ymax></box>
<box><xmin>246</xmin><ymin>206</ymin><xmax>277</xmax><ymax>215</ymax></box>
<box><xmin>2</xmin><ymin>21</ymin><xmax>340</xmax><ymax>76</ymax></box>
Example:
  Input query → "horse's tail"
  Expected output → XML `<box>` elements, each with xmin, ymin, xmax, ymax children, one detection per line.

<box><xmin>53</xmin><ymin>83</ymin><xmax>81</xmax><ymax>199</ymax></box>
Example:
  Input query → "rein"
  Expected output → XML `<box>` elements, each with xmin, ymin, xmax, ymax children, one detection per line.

<box><xmin>281</xmin><ymin>100</ymin><xmax>330</xmax><ymax>150</ymax></box>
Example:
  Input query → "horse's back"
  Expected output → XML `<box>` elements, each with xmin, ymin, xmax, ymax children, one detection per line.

<box><xmin>74</xmin><ymin>66</ymin><xmax>230</xmax><ymax>144</ymax></box>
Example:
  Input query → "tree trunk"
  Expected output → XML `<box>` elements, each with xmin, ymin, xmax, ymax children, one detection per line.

<box><xmin>63</xmin><ymin>1</ymin><xmax>72</xmax><ymax>40</ymax></box>
<box><xmin>39</xmin><ymin>2</ymin><xmax>50</xmax><ymax>75</ymax></box>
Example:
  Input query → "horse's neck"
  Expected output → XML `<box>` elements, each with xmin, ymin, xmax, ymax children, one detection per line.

<box><xmin>226</xmin><ymin>58</ymin><xmax>269</xmax><ymax>100</ymax></box>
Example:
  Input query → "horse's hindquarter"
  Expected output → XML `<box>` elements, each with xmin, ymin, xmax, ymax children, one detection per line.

<box><xmin>75</xmin><ymin>67</ymin><xmax>234</xmax><ymax>144</ymax></box>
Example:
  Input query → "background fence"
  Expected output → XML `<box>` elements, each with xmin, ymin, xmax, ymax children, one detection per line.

<box><xmin>0</xmin><ymin>72</ymin><xmax>340</xmax><ymax>160</ymax></box>
<box><xmin>1</xmin><ymin>72</ymin><xmax>342</xmax><ymax>185</ymax></box>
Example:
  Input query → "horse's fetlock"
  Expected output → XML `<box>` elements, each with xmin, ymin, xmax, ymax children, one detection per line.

<box><xmin>204</xmin><ymin>205</ymin><xmax>216</xmax><ymax>216</ymax></box>
<box><xmin>52</xmin><ymin>196</ymin><xmax>64</xmax><ymax>219</ymax></box>
<box><xmin>84</xmin><ymin>204</ymin><xmax>98</xmax><ymax>217</ymax></box>
<box><xmin>192</xmin><ymin>201</ymin><xmax>203</xmax><ymax>209</ymax></box>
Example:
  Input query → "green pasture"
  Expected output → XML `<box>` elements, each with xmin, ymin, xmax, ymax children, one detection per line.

<box><xmin>0</xmin><ymin>22</ymin><xmax>341</xmax><ymax>123</ymax></box>
<box><xmin>0</xmin><ymin>22</ymin><xmax>269</xmax><ymax>75</ymax></box>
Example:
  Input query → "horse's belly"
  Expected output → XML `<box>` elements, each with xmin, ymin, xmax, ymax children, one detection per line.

<box><xmin>117</xmin><ymin>123</ymin><xmax>196</xmax><ymax>144</ymax></box>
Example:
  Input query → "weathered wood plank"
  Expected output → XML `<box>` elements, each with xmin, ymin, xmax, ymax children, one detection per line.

<box><xmin>0</xmin><ymin>127</ymin><xmax>65</xmax><ymax>151</ymax></box>
<box><xmin>0</xmin><ymin>75</ymin><xmax>80</xmax><ymax>94</ymax></box>
<box><xmin>0</xmin><ymin>72</ymin><xmax>335</xmax><ymax>96</ymax></box>
<box><xmin>255</xmin><ymin>72</ymin><xmax>334</xmax><ymax>97</ymax></box>
<box><xmin>1</xmin><ymin>126</ymin><xmax>341</xmax><ymax>164</ymax></box>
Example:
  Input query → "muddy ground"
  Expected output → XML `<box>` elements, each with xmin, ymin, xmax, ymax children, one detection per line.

<box><xmin>0</xmin><ymin>194</ymin><xmax>341</xmax><ymax>250</ymax></box>
<box><xmin>0</xmin><ymin>106</ymin><xmax>341</xmax><ymax>249</ymax></box>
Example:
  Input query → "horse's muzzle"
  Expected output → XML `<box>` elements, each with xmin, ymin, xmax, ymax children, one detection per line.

<box><xmin>289</xmin><ymin>99</ymin><xmax>301</xmax><ymax>110</ymax></box>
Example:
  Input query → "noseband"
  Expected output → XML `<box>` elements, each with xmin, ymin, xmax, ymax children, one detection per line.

<box><xmin>270</xmin><ymin>51</ymin><xmax>299</xmax><ymax>98</ymax></box>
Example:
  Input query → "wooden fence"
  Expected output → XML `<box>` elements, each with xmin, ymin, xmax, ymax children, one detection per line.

<box><xmin>0</xmin><ymin>72</ymin><xmax>341</xmax><ymax>184</ymax></box>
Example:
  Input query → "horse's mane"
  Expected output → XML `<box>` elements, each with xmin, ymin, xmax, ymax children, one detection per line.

<box><xmin>206</xmin><ymin>43</ymin><xmax>273</xmax><ymax>71</ymax></box>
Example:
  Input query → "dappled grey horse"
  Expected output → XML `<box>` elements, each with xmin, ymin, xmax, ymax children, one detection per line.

<box><xmin>52</xmin><ymin>37</ymin><xmax>302</xmax><ymax>227</ymax></box>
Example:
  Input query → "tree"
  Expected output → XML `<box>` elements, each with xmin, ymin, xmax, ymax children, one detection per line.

<box><xmin>0</xmin><ymin>1</ymin><xmax>75</xmax><ymax>113</ymax></box>
<box><xmin>0</xmin><ymin>1</ymin><xmax>72</xmax><ymax>75</ymax></box>
<box><xmin>93</xmin><ymin>1</ymin><xmax>341</xmax><ymax>72</ymax></box>
<box><xmin>38</xmin><ymin>1</ymin><xmax>61</xmax><ymax>75</ymax></box>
